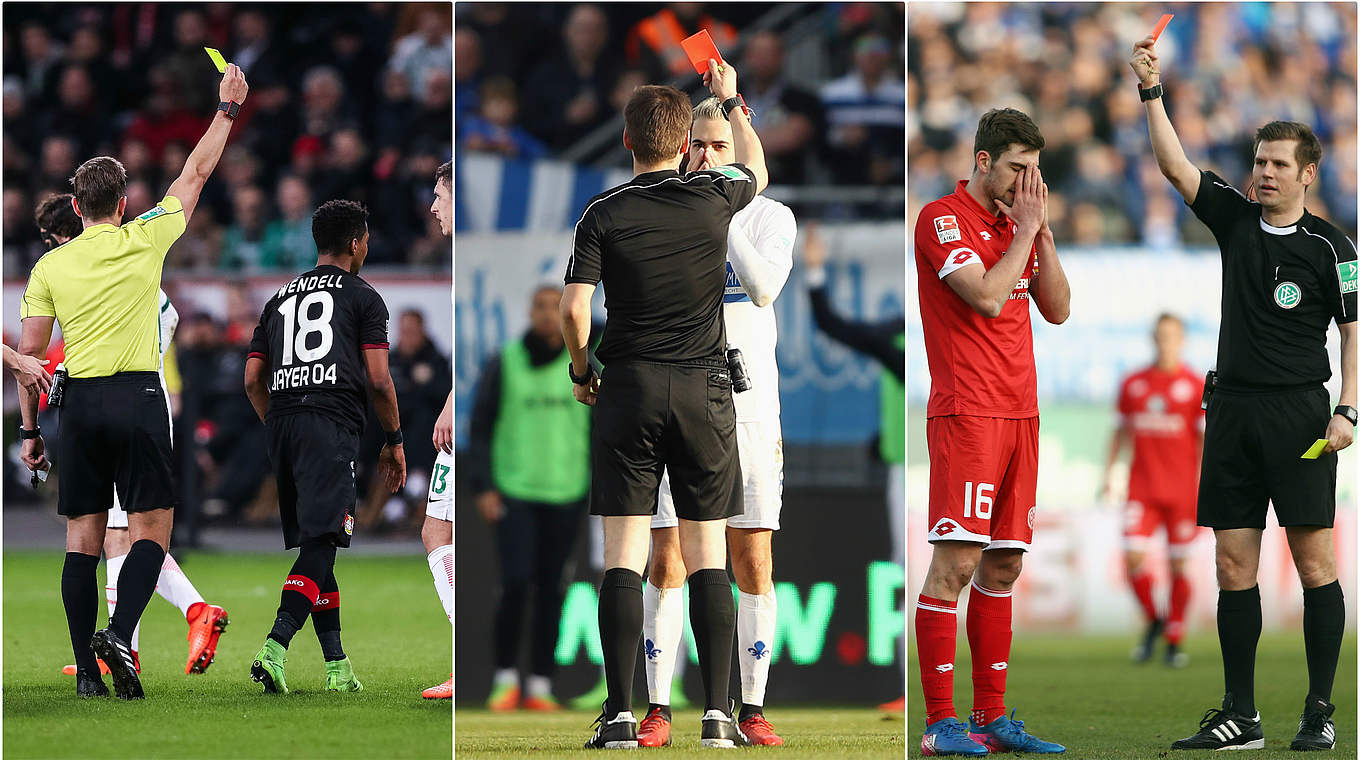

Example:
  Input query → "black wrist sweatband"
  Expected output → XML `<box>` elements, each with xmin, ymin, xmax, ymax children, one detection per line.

<box><xmin>19</xmin><ymin>426</ymin><xmax>40</xmax><ymax>439</ymax></box>
<box><xmin>385</xmin><ymin>429</ymin><xmax>404</xmax><ymax>446</ymax></box>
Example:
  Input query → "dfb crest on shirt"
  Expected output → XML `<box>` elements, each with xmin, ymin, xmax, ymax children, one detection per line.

<box><xmin>1274</xmin><ymin>281</ymin><xmax>1301</xmax><ymax>309</ymax></box>
<box><xmin>934</xmin><ymin>215</ymin><xmax>961</xmax><ymax>244</ymax></box>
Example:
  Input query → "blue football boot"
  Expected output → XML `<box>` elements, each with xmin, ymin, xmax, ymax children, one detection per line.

<box><xmin>969</xmin><ymin>710</ymin><xmax>1067</xmax><ymax>753</ymax></box>
<box><xmin>921</xmin><ymin>717</ymin><xmax>989</xmax><ymax>756</ymax></box>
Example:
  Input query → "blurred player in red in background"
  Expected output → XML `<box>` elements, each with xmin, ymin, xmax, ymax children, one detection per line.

<box><xmin>913</xmin><ymin>108</ymin><xmax>1070</xmax><ymax>757</ymax></box>
<box><xmin>1101</xmin><ymin>314</ymin><xmax>1204</xmax><ymax>669</ymax></box>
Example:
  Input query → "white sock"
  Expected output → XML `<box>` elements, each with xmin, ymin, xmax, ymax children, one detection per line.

<box><xmin>156</xmin><ymin>553</ymin><xmax>205</xmax><ymax>618</ymax></box>
<box><xmin>526</xmin><ymin>674</ymin><xmax>552</xmax><ymax>698</ymax></box>
<box><xmin>493</xmin><ymin>667</ymin><xmax>517</xmax><ymax>688</ymax></box>
<box><xmin>738</xmin><ymin>590</ymin><xmax>777</xmax><ymax>707</ymax></box>
<box><xmin>427</xmin><ymin>545</ymin><xmax>454</xmax><ymax>624</ymax></box>
<box><xmin>105</xmin><ymin>554</ymin><xmax>141</xmax><ymax>653</ymax></box>
<box><xmin>643</xmin><ymin>582</ymin><xmax>684</xmax><ymax>705</ymax></box>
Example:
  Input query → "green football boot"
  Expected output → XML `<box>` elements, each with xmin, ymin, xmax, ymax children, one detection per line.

<box><xmin>251</xmin><ymin>639</ymin><xmax>288</xmax><ymax>694</ymax></box>
<box><xmin>324</xmin><ymin>657</ymin><xmax>364</xmax><ymax>692</ymax></box>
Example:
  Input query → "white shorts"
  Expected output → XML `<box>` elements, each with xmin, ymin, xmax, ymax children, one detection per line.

<box><xmin>426</xmin><ymin>449</ymin><xmax>453</xmax><ymax>521</ymax></box>
<box><xmin>655</xmin><ymin>420</ymin><xmax>782</xmax><ymax>530</ymax></box>
<box><xmin>108</xmin><ymin>500</ymin><xmax>128</xmax><ymax>529</ymax></box>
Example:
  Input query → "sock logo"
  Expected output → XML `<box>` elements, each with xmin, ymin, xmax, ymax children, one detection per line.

<box><xmin>990</xmin><ymin>661</ymin><xmax>1008</xmax><ymax>671</ymax></box>
<box><xmin>644</xmin><ymin>638</ymin><xmax>661</xmax><ymax>660</ymax></box>
<box><xmin>934</xmin><ymin>663</ymin><xmax>954</xmax><ymax>674</ymax></box>
<box><xmin>747</xmin><ymin>641</ymin><xmax>769</xmax><ymax>660</ymax></box>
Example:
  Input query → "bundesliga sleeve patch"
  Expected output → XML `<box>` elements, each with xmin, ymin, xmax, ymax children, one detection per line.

<box><xmin>136</xmin><ymin>205</ymin><xmax>167</xmax><ymax>223</ymax></box>
<box><xmin>934</xmin><ymin>215</ymin><xmax>961</xmax><ymax>244</ymax></box>
<box><xmin>1338</xmin><ymin>260</ymin><xmax>1357</xmax><ymax>294</ymax></box>
<box><xmin>709</xmin><ymin>165</ymin><xmax>749</xmax><ymax>181</ymax></box>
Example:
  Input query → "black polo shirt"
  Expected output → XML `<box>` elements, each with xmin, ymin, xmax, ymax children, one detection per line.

<box><xmin>565</xmin><ymin>164</ymin><xmax>757</xmax><ymax>364</ymax></box>
<box><xmin>1190</xmin><ymin>170</ymin><xmax>1358</xmax><ymax>388</ymax></box>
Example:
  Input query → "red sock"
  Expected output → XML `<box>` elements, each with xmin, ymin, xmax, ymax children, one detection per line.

<box><xmin>1166</xmin><ymin>574</ymin><xmax>1191</xmax><ymax>645</ymax></box>
<box><xmin>967</xmin><ymin>580</ymin><xmax>1012</xmax><ymax>726</ymax></box>
<box><xmin>915</xmin><ymin>594</ymin><xmax>958</xmax><ymax>726</ymax></box>
<box><xmin>1129</xmin><ymin>570</ymin><xmax>1158</xmax><ymax>623</ymax></box>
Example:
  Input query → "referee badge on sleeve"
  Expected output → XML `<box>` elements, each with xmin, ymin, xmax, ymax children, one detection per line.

<box><xmin>136</xmin><ymin>205</ymin><xmax>167</xmax><ymax>223</ymax></box>
<box><xmin>934</xmin><ymin>216</ymin><xmax>961</xmax><ymax>243</ymax></box>
<box><xmin>1339</xmin><ymin>261</ymin><xmax>1357</xmax><ymax>294</ymax></box>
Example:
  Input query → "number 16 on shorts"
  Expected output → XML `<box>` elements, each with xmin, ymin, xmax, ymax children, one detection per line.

<box><xmin>963</xmin><ymin>481</ymin><xmax>994</xmax><ymax>519</ymax></box>
<box><xmin>926</xmin><ymin>415</ymin><xmax>1039</xmax><ymax>548</ymax></box>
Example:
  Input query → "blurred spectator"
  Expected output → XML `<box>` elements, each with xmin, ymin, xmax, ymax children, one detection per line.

<box><xmin>608</xmin><ymin>68</ymin><xmax>647</xmax><ymax>115</ymax></box>
<box><xmin>231</xmin><ymin>9</ymin><xmax>285</xmax><ymax>84</ymax></box>
<box><xmin>821</xmin><ymin>33</ymin><xmax>905</xmax><ymax>186</ymax></box>
<box><xmin>454</xmin><ymin>27</ymin><xmax>482</xmax><ymax>137</ymax></box>
<box><xmin>391</xmin><ymin>7</ymin><xmax>453</xmax><ymax>96</ymax></box>
<box><xmin>298</xmin><ymin>65</ymin><xmax>354</xmax><ymax>141</ymax></box>
<box><xmin>523</xmin><ymin>4</ymin><xmax>618</xmax><ymax>151</ymax></box>
<box><xmin>375</xmin><ymin>69</ymin><xmax>418</xmax><ymax>151</ymax></box>
<box><xmin>40</xmin><ymin>65</ymin><xmax>106</xmax><ymax>158</ymax></box>
<box><xmin>460</xmin><ymin>2</ymin><xmax>546</xmax><ymax>83</ymax></box>
<box><xmin>740</xmin><ymin>30</ymin><xmax>823</xmax><ymax>185</ymax></box>
<box><xmin>461</xmin><ymin>78</ymin><xmax>548</xmax><ymax>161</ymax></box>
<box><xmin>262</xmin><ymin>175</ymin><xmax>317</xmax><ymax>271</ymax></box>
<box><xmin>625</xmin><ymin>3</ymin><xmax>737</xmax><ymax>82</ymax></box>
<box><xmin>317</xmin><ymin>128</ymin><xmax>373</xmax><ymax>207</ymax></box>
<box><xmin>18</xmin><ymin>21</ymin><xmax>64</xmax><ymax>104</ymax></box>
<box><xmin>390</xmin><ymin>309</ymin><xmax>454</xmax><ymax>480</ymax></box>
<box><xmin>219</xmin><ymin>185</ymin><xmax>268</xmax><ymax>271</ymax></box>
<box><xmin>123</xmin><ymin>65</ymin><xmax>209</xmax><ymax>164</ymax></box>
<box><xmin>165</xmin><ymin>9</ymin><xmax>219</xmax><ymax>113</ymax></box>
<box><xmin>34</xmin><ymin>136</ymin><xmax>78</xmax><ymax>195</ymax></box>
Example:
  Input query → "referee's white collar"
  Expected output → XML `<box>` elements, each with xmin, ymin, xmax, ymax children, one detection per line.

<box><xmin>1259</xmin><ymin>217</ymin><xmax>1297</xmax><ymax>235</ymax></box>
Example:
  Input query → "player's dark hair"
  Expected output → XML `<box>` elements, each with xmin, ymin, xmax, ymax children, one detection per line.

<box><xmin>435</xmin><ymin>160</ymin><xmax>451</xmax><ymax>189</ymax></box>
<box><xmin>1253</xmin><ymin>121</ymin><xmax>1322</xmax><ymax>179</ymax></box>
<box><xmin>973</xmin><ymin>108</ymin><xmax>1045</xmax><ymax>166</ymax></box>
<box><xmin>312</xmin><ymin>199</ymin><xmax>369</xmax><ymax>256</ymax></box>
<box><xmin>34</xmin><ymin>193</ymin><xmax>82</xmax><ymax>246</ymax></box>
<box><xmin>70</xmin><ymin>156</ymin><xmax>127</xmax><ymax>220</ymax></box>
<box><xmin>624</xmin><ymin>85</ymin><xmax>691</xmax><ymax>165</ymax></box>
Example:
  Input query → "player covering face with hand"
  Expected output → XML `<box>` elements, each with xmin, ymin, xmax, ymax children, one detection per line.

<box><xmin>912</xmin><ymin>107</ymin><xmax>1070</xmax><ymax>756</ymax></box>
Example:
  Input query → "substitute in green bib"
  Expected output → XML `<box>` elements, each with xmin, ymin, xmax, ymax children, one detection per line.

<box><xmin>468</xmin><ymin>283</ymin><xmax>595</xmax><ymax>712</ymax></box>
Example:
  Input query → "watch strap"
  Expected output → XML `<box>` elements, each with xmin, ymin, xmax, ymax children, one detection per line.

<box><xmin>1336</xmin><ymin>405</ymin><xmax>1358</xmax><ymax>426</ymax></box>
<box><xmin>568</xmin><ymin>362</ymin><xmax>595</xmax><ymax>386</ymax></box>
<box><xmin>218</xmin><ymin>100</ymin><xmax>241</xmax><ymax>119</ymax></box>
<box><xmin>19</xmin><ymin>426</ymin><xmax>41</xmax><ymax>440</ymax></box>
<box><xmin>1138</xmin><ymin>83</ymin><xmax>1164</xmax><ymax>102</ymax></box>
<box><xmin>721</xmin><ymin>94</ymin><xmax>749</xmax><ymax>119</ymax></box>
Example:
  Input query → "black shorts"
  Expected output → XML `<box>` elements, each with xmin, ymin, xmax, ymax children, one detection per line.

<box><xmin>57</xmin><ymin>372</ymin><xmax>175</xmax><ymax>518</ymax></box>
<box><xmin>1198</xmin><ymin>385</ymin><xmax>1336</xmax><ymax>530</ymax></box>
<box><xmin>590</xmin><ymin>360</ymin><xmax>743</xmax><ymax>521</ymax></box>
<box><xmin>267</xmin><ymin>412</ymin><xmax>360</xmax><ymax>549</ymax></box>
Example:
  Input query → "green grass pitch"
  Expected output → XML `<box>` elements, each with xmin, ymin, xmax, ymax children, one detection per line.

<box><xmin>3</xmin><ymin>549</ymin><xmax>451</xmax><ymax>759</ymax></box>
<box><xmin>454</xmin><ymin>707</ymin><xmax>905</xmax><ymax>758</ymax></box>
<box><xmin>908</xmin><ymin>631</ymin><xmax>1357</xmax><ymax>758</ymax></box>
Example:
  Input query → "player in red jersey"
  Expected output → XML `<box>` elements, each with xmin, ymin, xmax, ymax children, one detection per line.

<box><xmin>1101</xmin><ymin>313</ymin><xmax>1205</xmax><ymax>669</ymax></box>
<box><xmin>912</xmin><ymin>108</ymin><xmax>1071</xmax><ymax>756</ymax></box>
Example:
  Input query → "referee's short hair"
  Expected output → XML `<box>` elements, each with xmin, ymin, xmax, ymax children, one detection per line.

<box><xmin>973</xmin><ymin>108</ymin><xmax>1045</xmax><ymax>162</ymax></box>
<box><xmin>1254</xmin><ymin>121</ymin><xmax>1322</xmax><ymax>176</ymax></box>
<box><xmin>312</xmin><ymin>200</ymin><xmax>369</xmax><ymax>255</ymax></box>
<box><xmin>35</xmin><ymin>193</ymin><xmax>82</xmax><ymax>242</ymax></box>
<box><xmin>624</xmin><ymin>85</ymin><xmax>690</xmax><ymax>164</ymax></box>
<box><xmin>435</xmin><ymin>160</ymin><xmax>451</xmax><ymax>189</ymax></box>
<box><xmin>70</xmin><ymin>156</ymin><xmax>127</xmax><ymax>219</ymax></box>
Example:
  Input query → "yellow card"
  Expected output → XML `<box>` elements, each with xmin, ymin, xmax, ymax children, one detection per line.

<box><xmin>204</xmin><ymin>47</ymin><xmax>228</xmax><ymax>74</ymax></box>
<box><xmin>1301</xmin><ymin>438</ymin><xmax>1329</xmax><ymax>459</ymax></box>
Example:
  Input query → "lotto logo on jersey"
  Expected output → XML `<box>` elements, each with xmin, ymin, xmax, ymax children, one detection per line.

<box><xmin>930</xmin><ymin>518</ymin><xmax>963</xmax><ymax>538</ymax></box>
<box><xmin>934</xmin><ymin>215</ymin><xmax>961</xmax><ymax>244</ymax></box>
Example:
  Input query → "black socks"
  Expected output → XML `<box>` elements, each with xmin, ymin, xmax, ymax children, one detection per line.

<box><xmin>1302</xmin><ymin>580</ymin><xmax>1344</xmax><ymax>703</ymax></box>
<box><xmin>110</xmin><ymin>540</ymin><xmax>165</xmax><ymax>642</ymax></box>
<box><xmin>1218</xmin><ymin>586</ymin><xmax>1262</xmax><ymax>716</ymax></box>
<box><xmin>61</xmin><ymin>552</ymin><xmax>101</xmax><ymax>673</ymax></box>
<box><xmin>269</xmin><ymin>540</ymin><xmax>337</xmax><ymax>648</ymax></box>
<box><xmin>313</xmin><ymin>571</ymin><xmax>345</xmax><ymax>662</ymax></box>
<box><xmin>688</xmin><ymin>568</ymin><xmax>735</xmax><ymax>714</ymax></box>
<box><xmin>599</xmin><ymin>568</ymin><xmax>644</xmax><ymax>719</ymax></box>
<box><xmin>739</xmin><ymin>703</ymin><xmax>763</xmax><ymax>722</ymax></box>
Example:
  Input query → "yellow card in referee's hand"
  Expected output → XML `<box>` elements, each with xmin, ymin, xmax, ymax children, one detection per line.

<box><xmin>204</xmin><ymin>47</ymin><xmax>228</xmax><ymax>74</ymax></box>
<box><xmin>1300</xmin><ymin>438</ymin><xmax>1329</xmax><ymax>459</ymax></box>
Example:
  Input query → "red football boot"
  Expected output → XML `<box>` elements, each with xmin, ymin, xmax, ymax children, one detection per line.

<box><xmin>740</xmin><ymin>713</ymin><xmax>785</xmax><ymax>746</ymax></box>
<box><xmin>637</xmin><ymin>706</ymin><xmax>672</xmax><ymax>747</ymax></box>
<box><xmin>185</xmin><ymin>602</ymin><xmax>229</xmax><ymax>674</ymax></box>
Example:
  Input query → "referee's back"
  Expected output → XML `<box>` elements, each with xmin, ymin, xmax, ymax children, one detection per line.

<box><xmin>21</xmin><ymin>195</ymin><xmax>185</xmax><ymax>378</ymax></box>
<box><xmin>567</xmin><ymin>163</ymin><xmax>757</xmax><ymax>364</ymax></box>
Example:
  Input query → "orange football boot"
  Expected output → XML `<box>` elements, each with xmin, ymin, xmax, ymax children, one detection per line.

<box><xmin>422</xmin><ymin>674</ymin><xmax>453</xmax><ymax>699</ymax></box>
<box><xmin>879</xmin><ymin>695</ymin><xmax>906</xmax><ymax>712</ymax></box>
<box><xmin>637</xmin><ymin>706</ymin><xmax>672</xmax><ymax>747</ymax></box>
<box><xmin>740</xmin><ymin>713</ymin><xmax>785</xmax><ymax>746</ymax></box>
<box><xmin>185</xmin><ymin>601</ymin><xmax>229</xmax><ymax>674</ymax></box>
<box><xmin>521</xmin><ymin>694</ymin><xmax>562</xmax><ymax>711</ymax></box>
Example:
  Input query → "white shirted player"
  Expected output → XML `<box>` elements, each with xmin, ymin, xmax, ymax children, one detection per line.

<box><xmin>637</xmin><ymin>97</ymin><xmax>796</xmax><ymax>748</ymax></box>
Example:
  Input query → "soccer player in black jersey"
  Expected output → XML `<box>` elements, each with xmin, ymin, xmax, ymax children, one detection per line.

<box><xmin>1133</xmin><ymin>36</ymin><xmax>1356</xmax><ymax>752</ymax></box>
<box><xmin>244</xmin><ymin>200</ymin><xmax>407</xmax><ymax>694</ymax></box>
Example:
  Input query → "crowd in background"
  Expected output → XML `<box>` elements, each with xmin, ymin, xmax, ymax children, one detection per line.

<box><xmin>908</xmin><ymin>2</ymin><xmax>1359</xmax><ymax>246</ymax></box>
<box><xmin>455</xmin><ymin>2</ymin><xmax>905</xmax><ymax>196</ymax></box>
<box><xmin>2</xmin><ymin>3</ymin><xmax>453</xmax><ymax>273</ymax></box>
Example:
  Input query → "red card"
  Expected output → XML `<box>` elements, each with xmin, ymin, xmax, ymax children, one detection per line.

<box><xmin>681</xmin><ymin>29</ymin><xmax>724</xmax><ymax>76</ymax></box>
<box><xmin>1152</xmin><ymin>13</ymin><xmax>1174</xmax><ymax>42</ymax></box>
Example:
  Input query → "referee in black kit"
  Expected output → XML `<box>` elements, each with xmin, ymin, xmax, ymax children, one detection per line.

<box><xmin>17</xmin><ymin>64</ymin><xmax>249</xmax><ymax>700</ymax></box>
<box><xmin>561</xmin><ymin>59</ymin><xmax>768</xmax><ymax>749</ymax></box>
<box><xmin>1132</xmin><ymin>36</ymin><xmax>1356</xmax><ymax>752</ymax></box>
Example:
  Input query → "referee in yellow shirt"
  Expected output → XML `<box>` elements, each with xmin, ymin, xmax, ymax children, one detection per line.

<box><xmin>17</xmin><ymin>64</ymin><xmax>249</xmax><ymax>700</ymax></box>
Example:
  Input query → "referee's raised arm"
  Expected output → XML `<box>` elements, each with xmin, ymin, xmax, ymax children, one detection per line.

<box><xmin>165</xmin><ymin>63</ymin><xmax>249</xmax><ymax>223</ymax></box>
<box><xmin>1130</xmin><ymin>36</ymin><xmax>1199</xmax><ymax>202</ymax></box>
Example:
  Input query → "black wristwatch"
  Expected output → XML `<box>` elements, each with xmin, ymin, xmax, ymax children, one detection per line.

<box><xmin>568</xmin><ymin>362</ymin><xmax>596</xmax><ymax>386</ymax></box>
<box><xmin>217</xmin><ymin>100</ymin><xmax>242</xmax><ymax>119</ymax></box>
<box><xmin>384</xmin><ymin>428</ymin><xmax>404</xmax><ymax>446</ymax></box>
<box><xmin>721</xmin><ymin>94</ymin><xmax>749</xmax><ymax>119</ymax></box>
<box><xmin>18</xmin><ymin>426</ymin><xmax>41</xmax><ymax>440</ymax></box>
<box><xmin>1138</xmin><ymin>82</ymin><xmax>1164</xmax><ymax>102</ymax></box>
<box><xmin>1335</xmin><ymin>405</ymin><xmax>1358</xmax><ymax>426</ymax></box>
